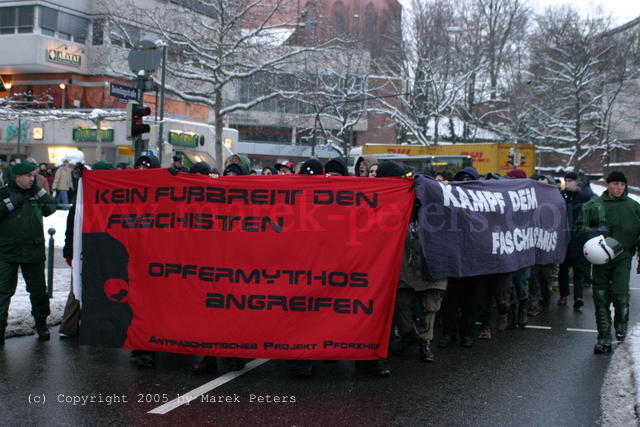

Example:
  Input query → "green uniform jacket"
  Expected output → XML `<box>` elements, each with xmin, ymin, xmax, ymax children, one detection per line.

<box><xmin>0</xmin><ymin>169</ymin><xmax>57</xmax><ymax>263</ymax></box>
<box><xmin>576</xmin><ymin>190</ymin><xmax>640</xmax><ymax>259</ymax></box>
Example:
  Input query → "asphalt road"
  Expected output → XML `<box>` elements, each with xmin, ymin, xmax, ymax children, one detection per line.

<box><xmin>2</xmin><ymin>268</ymin><xmax>639</xmax><ymax>426</ymax></box>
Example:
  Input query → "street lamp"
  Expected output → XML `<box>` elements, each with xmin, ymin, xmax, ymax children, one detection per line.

<box><xmin>59</xmin><ymin>82</ymin><xmax>66</xmax><ymax>109</ymax></box>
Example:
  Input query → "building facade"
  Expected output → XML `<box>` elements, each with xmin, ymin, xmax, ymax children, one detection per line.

<box><xmin>0</xmin><ymin>0</ymin><xmax>402</xmax><ymax>169</ymax></box>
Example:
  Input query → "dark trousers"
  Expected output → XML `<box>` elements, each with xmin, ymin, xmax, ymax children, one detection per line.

<box><xmin>0</xmin><ymin>261</ymin><xmax>50</xmax><ymax>331</ymax></box>
<box><xmin>592</xmin><ymin>257</ymin><xmax>631</xmax><ymax>345</ymax></box>
<box><xmin>441</xmin><ymin>277</ymin><xmax>476</xmax><ymax>338</ymax></box>
<box><xmin>478</xmin><ymin>273</ymin><xmax>512</xmax><ymax>327</ymax></box>
<box><xmin>559</xmin><ymin>256</ymin><xmax>586</xmax><ymax>299</ymax></box>
<box><xmin>529</xmin><ymin>264</ymin><xmax>554</xmax><ymax>305</ymax></box>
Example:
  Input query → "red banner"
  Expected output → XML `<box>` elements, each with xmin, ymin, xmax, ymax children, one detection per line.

<box><xmin>79</xmin><ymin>170</ymin><xmax>413</xmax><ymax>359</ymax></box>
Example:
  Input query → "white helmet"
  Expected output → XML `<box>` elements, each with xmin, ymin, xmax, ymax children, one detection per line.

<box><xmin>583</xmin><ymin>235</ymin><xmax>623</xmax><ymax>265</ymax></box>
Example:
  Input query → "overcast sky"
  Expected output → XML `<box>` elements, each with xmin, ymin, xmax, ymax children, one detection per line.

<box><xmin>535</xmin><ymin>0</ymin><xmax>640</xmax><ymax>25</ymax></box>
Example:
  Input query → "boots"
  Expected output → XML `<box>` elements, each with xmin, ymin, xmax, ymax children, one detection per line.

<box><xmin>518</xmin><ymin>300</ymin><xmax>528</xmax><ymax>328</ymax></box>
<box><xmin>227</xmin><ymin>358</ymin><xmax>246</xmax><ymax>371</ymax></box>
<box><xmin>497</xmin><ymin>313</ymin><xmax>509</xmax><ymax>331</ymax></box>
<box><xmin>419</xmin><ymin>340</ymin><xmax>434</xmax><ymax>362</ymax></box>
<box><xmin>193</xmin><ymin>356</ymin><xmax>218</xmax><ymax>375</ymax></box>
<box><xmin>356</xmin><ymin>360</ymin><xmax>390</xmax><ymax>377</ymax></box>
<box><xmin>34</xmin><ymin>318</ymin><xmax>50</xmax><ymax>341</ymax></box>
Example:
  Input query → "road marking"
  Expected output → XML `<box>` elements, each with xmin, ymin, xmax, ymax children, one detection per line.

<box><xmin>148</xmin><ymin>359</ymin><xmax>270</xmax><ymax>415</ymax></box>
<box><xmin>525</xmin><ymin>325</ymin><xmax>598</xmax><ymax>333</ymax></box>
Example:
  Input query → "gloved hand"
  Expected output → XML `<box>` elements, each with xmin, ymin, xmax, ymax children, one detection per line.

<box><xmin>9</xmin><ymin>192</ymin><xmax>26</xmax><ymax>210</ymax></box>
<box><xmin>168</xmin><ymin>167</ymin><xmax>179</xmax><ymax>176</ymax></box>
<box><xmin>28</xmin><ymin>181</ymin><xmax>47</xmax><ymax>200</ymax></box>
<box><xmin>66</xmin><ymin>258</ymin><xmax>72</xmax><ymax>267</ymax></box>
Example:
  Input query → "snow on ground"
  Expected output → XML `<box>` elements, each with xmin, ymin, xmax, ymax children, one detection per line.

<box><xmin>43</xmin><ymin>209</ymin><xmax>68</xmax><ymax>248</ymax></box>
<box><xmin>5</xmin><ymin>267</ymin><xmax>70</xmax><ymax>338</ymax></box>
<box><xmin>600</xmin><ymin>336</ymin><xmax>637</xmax><ymax>425</ymax></box>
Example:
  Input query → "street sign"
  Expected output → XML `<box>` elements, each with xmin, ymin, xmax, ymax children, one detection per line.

<box><xmin>128</xmin><ymin>40</ymin><xmax>161</xmax><ymax>73</ymax></box>
<box><xmin>109</xmin><ymin>82</ymin><xmax>139</xmax><ymax>101</ymax></box>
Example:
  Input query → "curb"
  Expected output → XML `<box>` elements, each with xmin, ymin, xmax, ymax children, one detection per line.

<box><xmin>600</xmin><ymin>326</ymin><xmax>638</xmax><ymax>425</ymax></box>
<box><xmin>628</xmin><ymin>326</ymin><xmax>640</xmax><ymax>418</ymax></box>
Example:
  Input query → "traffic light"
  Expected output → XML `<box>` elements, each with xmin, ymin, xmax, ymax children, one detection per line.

<box><xmin>508</xmin><ymin>147</ymin><xmax>515</xmax><ymax>166</ymax></box>
<box><xmin>126</xmin><ymin>101</ymin><xmax>151</xmax><ymax>139</ymax></box>
<box><xmin>517</xmin><ymin>153</ymin><xmax>526</xmax><ymax>166</ymax></box>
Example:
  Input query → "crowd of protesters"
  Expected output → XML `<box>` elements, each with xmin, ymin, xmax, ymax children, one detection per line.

<box><xmin>2</xmin><ymin>152</ymin><xmax>639</xmax><ymax>380</ymax></box>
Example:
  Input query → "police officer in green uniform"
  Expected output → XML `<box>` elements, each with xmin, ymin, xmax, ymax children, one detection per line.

<box><xmin>0</xmin><ymin>161</ymin><xmax>57</xmax><ymax>344</ymax></box>
<box><xmin>577</xmin><ymin>171</ymin><xmax>640</xmax><ymax>354</ymax></box>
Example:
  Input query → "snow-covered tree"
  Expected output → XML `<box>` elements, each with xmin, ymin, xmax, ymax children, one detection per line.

<box><xmin>375</xmin><ymin>0</ymin><xmax>476</xmax><ymax>145</ymax></box>
<box><xmin>291</xmin><ymin>48</ymin><xmax>379</xmax><ymax>158</ymax></box>
<box><xmin>527</xmin><ymin>7</ymin><xmax>622</xmax><ymax>170</ymax></box>
<box><xmin>99</xmin><ymin>0</ymin><xmax>322</xmax><ymax>168</ymax></box>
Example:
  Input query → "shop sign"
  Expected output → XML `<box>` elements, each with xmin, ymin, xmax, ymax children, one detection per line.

<box><xmin>4</xmin><ymin>120</ymin><xmax>29</xmax><ymax>142</ymax></box>
<box><xmin>169</xmin><ymin>131</ymin><xmax>198</xmax><ymax>147</ymax></box>
<box><xmin>72</xmin><ymin>128</ymin><xmax>114</xmax><ymax>142</ymax></box>
<box><xmin>46</xmin><ymin>49</ymin><xmax>82</xmax><ymax>68</ymax></box>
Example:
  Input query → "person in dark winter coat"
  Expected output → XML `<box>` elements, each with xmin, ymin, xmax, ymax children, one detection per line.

<box><xmin>558</xmin><ymin>172</ymin><xmax>593</xmax><ymax>310</ymax></box>
<box><xmin>298</xmin><ymin>159</ymin><xmax>324</xmax><ymax>175</ymax></box>
<box><xmin>354</xmin><ymin>155</ymin><xmax>377</xmax><ymax>177</ymax></box>
<box><xmin>59</xmin><ymin>161</ymin><xmax>115</xmax><ymax>338</ymax></box>
<box><xmin>223</xmin><ymin>163</ymin><xmax>245</xmax><ymax>176</ymax></box>
<box><xmin>134</xmin><ymin>155</ymin><xmax>160</xmax><ymax>169</ymax></box>
<box><xmin>440</xmin><ymin>166</ymin><xmax>481</xmax><ymax>347</ymax></box>
<box><xmin>528</xmin><ymin>174</ymin><xmax>559</xmax><ymax>316</ymax></box>
<box><xmin>169</xmin><ymin>155</ymin><xmax>189</xmax><ymax>175</ymax></box>
<box><xmin>261</xmin><ymin>166</ymin><xmax>277</xmax><ymax>175</ymax></box>
<box><xmin>454</xmin><ymin>167</ymin><xmax>480</xmax><ymax>181</ymax></box>
<box><xmin>392</xmin><ymin>207</ymin><xmax>448</xmax><ymax>362</ymax></box>
<box><xmin>189</xmin><ymin>162</ymin><xmax>212</xmax><ymax>176</ymax></box>
<box><xmin>0</xmin><ymin>162</ymin><xmax>57</xmax><ymax>344</ymax></box>
<box><xmin>324</xmin><ymin>158</ymin><xmax>349</xmax><ymax>176</ymax></box>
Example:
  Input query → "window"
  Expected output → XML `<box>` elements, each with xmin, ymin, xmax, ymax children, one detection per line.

<box><xmin>0</xmin><ymin>7</ymin><xmax>16</xmax><ymax>35</ymax></box>
<box><xmin>38</xmin><ymin>7</ymin><xmax>88</xmax><ymax>43</ymax></box>
<box><xmin>0</xmin><ymin>6</ymin><xmax>34</xmax><ymax>35</ymax></box>
<box><xmin>92</xmin><ymin>19</ymin><xmax>103</xmax><ymax>45</ymax></box>
<box><xmin>110</xmin><ymin>22</ymin><xmax>139</xmax><ymax>48</ymax></box>
<box><xmin>17</xmin><ymin>6</ymin><xmax>33</xmax><ymax>33</ymax></box>
<box><xmin>40</xmin><ymin>7</ymin><xmax>57</xmax><ymax>31</ymax></box>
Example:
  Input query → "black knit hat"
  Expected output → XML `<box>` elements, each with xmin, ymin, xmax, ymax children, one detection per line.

<box><xmin>606</xmin><ymin>171</ymin><xmax>627</xmax><ymax>184</ymax></box>
<box><xmin>299</xmin><ymin>159</ymin><xmax>324</xmax><ymax>175</ymax></box>
<box><xmin>223</xmin><ymin>163</ymin><xmax>244</xmax><ymax>176</ymax></box>
<box><xmin>376</xmin><ymin>160</ymin><xmax>407</xmax><ymax>177</ymax></box>
<box><xmin>564</xmin><ymin>172</ymin><xmax>578</xmax><ymax>180</ymax></box>
<box><xmin>189</xmin><ymin>161</ymin><xmax>212</xmax><ymax>175</ymax></box>
<box><xmin>324</xmin><ymin>158</ymin><xmax>348</xmax><ymax>176</ymax></box>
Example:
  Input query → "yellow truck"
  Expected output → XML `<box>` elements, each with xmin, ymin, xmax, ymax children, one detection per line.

<box><xmin>357</xmin><ymin>143</ymin><xmax>536</xmax><ymax>177</ymax></box>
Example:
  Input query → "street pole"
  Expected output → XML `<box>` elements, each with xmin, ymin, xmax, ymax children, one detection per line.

<box><xmin>158</xmin><ymin>44</ymin><xmax>167</xmax><ymax>165</ymax></box>
<box><xmin>311</xmin><ymin>111</ymin><xmax>320</xmax><ymax>158</ymax></box>
<box><xmin>16</xmin><ymin>118</ymin><xmax>21</xmax><ymax>156</ymax></box>
<box><xmin>134</xmin><ymin>73</ymin><xmax>146</xmax><ymax>160</ymax></box>
<box><xmin>96</xmin><ymin>120</ymin><xmax>102</xmax><ymax>162</ymax></box>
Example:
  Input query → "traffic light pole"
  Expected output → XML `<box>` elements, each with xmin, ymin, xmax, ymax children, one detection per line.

<box><xmin>158</xmin><ymin>44</ymin><xmax>167</xmax><ymax>165</ymax></box>
<box><xmin>134</xmin><ymin>74</ymin><xmax>146</xmax><ymax>160</ymax></box>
